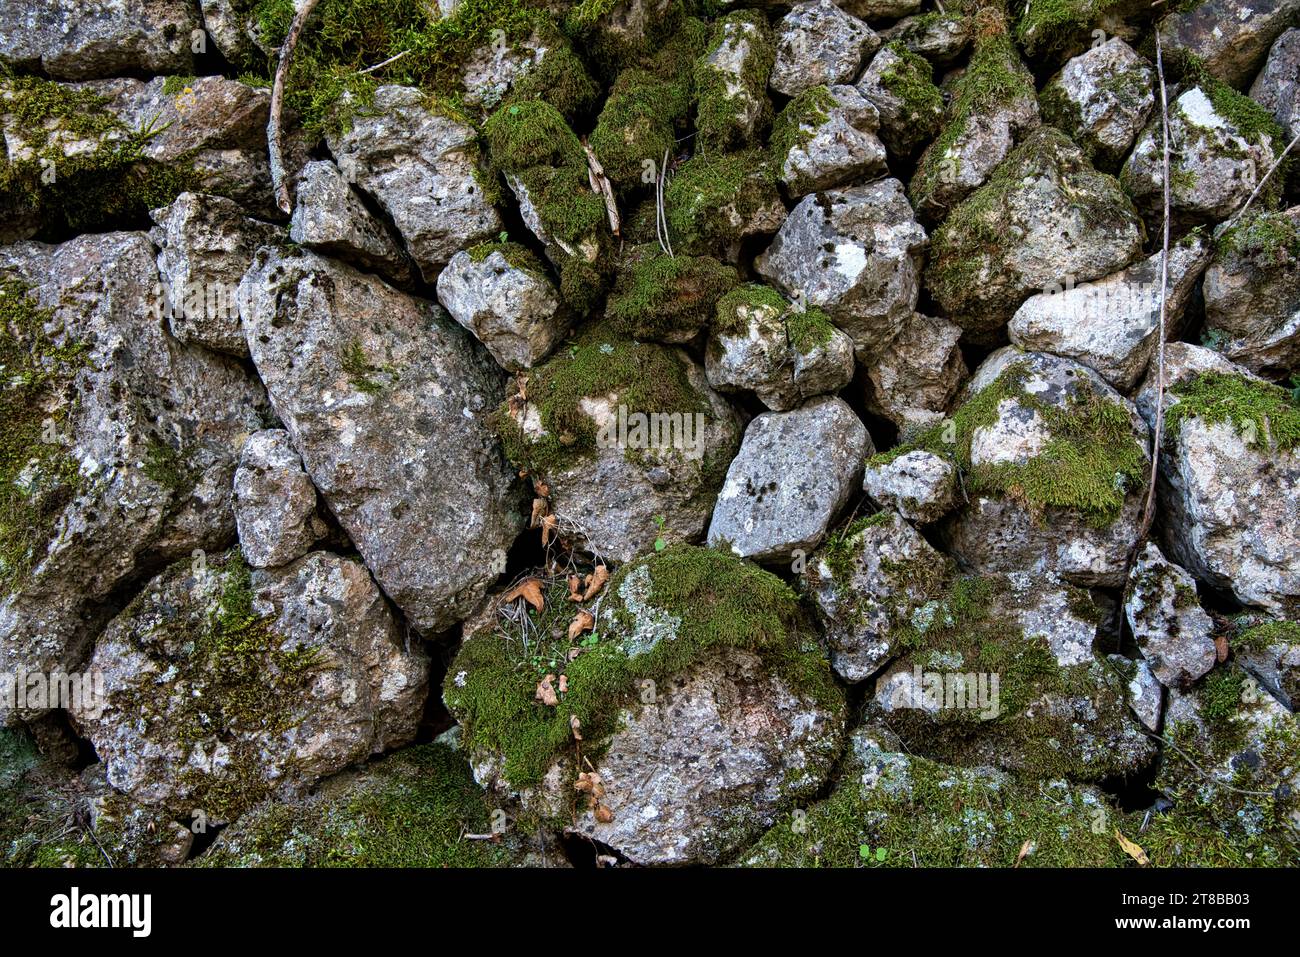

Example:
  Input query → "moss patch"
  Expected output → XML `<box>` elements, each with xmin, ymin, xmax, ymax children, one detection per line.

<box><xmin>664</xmin><ymin>149</ymin><xmax>780</xmax><ymax>256</ymax></box>
<box><xmin>445</xmin><ymin>545</ymin><xmax>842</xmax><ymax>794</ymax></box>
<box><xmin>1014</xmin><ymin>0</ymin><xmax>1126</xmax><ymax>58</ymax></box>
<box><xmin>877</xmin><ymin>41</ymin><xmax>944</xmax><ymax>136</ymax></box>
<box><xmin>196</xmin><ymin>743</ymin><xmax>514</xmax><ymax>867</ymax></box>
<box><xmin>769</xmin><ymin>85</ymin><xmax>836</xmax><ymax>170</ymax></box>
<box><xmin>693</xmin><ymin>11</ymin><xmax>774</xmax><ymax>154</ymax></box>
<box><xmin>605</xmin><ymin>248</ymin><xmax>738</xmax><ymax>342</ymax></box>
<box><xmin>1165</xmin><ymin>370</ymin><xmax>1300</xmax><ymax>453</ymax></box>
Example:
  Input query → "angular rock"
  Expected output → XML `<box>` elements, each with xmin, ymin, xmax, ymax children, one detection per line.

<box><xmin>1008</xmin><ymin>233</ymin><xmax>1212</xmax><ymax>392</ymax></box>
<box><xmin>0</xmin><ymin>233</ymin><xmax>268</xmax><ymax>723</ymax></box>
<box><xmin>0</xmin><ymin>0</ymin><xmax>198</xmax><ymax>79</ymax></box>
<box><xmin>239</xmin><ymin>247</ymin><xmax>524</xmax><ymax>633</ymax></box>
<box><xmin>927</xmin><ymin>127</ymin><xmax>1145</xmax><ymax>342</ymax></box>
<box><xmin>1136</xmin><ymin>344</ymin><xmax>1300</xmax><ymax>615</ymax></box>
<box><xmin>233</xmin><ymin>430</ymin><xmax>326</xmax><ymax>570</ymax></box>
<box><xmin>1251</xmin><ymin>27</ymin><xmax>1300</xmax><ymax>140</ymax></box>
<box><xmin>1039</xmin><ymin>37</ymin><xmax>1154</xmax><ymax>168</ymax></box>
<box><xmin>1233</xmin><ymin>618</ymin><xmax>1300</xmax><ymax>710</ymax></box>
<box><xmin>327</xmin><ymin>86</ymin><xmax>502</xmax><ymax>282</ymax></box>
<box><xmin>802</xmin><ymin>511</ymin><xmax>949</xmax><ymax>681</ymax></box>
<box><xmin>1125</xmin><ymin>542</ymin><xmax>1218</xmax><ymax>688</ymax></box>
<box><xmin>494</xmin><ymin>333</ymin><xmax>742</xmax><ymax>562</ymax></box>
<box><xmin>855</xmin><ymin>42</ymin><xmax>945</xmax><ymax>159</ymax></box>
<box><xmin>909</xmin><ymin>25</ymin><xmax>1039</xmax><ymax>220</ymax></box>
<box><xmin>1202</xmin><ymin>209</ymin><xmax>1300</xmax><ymax>375</ymax></box>
<box><xmin>861</xmin><ymin>311</ymin><xmax>966</xmax><ymax>434</ymax></box>
<box><xmin>289</xmin><ymin>160</ymin><xmax>412</xmax><ymax>285</ymax></box>
<box><xmin>436</xmin><ymin>243</ymin><xmax>570</xmax><ymax>372</ymax></box>
<box><xmin>1118</xmin><ymin>655</ymin><xmax>1164</xmax><ymax>732</ymax></box>
<box><xmin>708</xmin><ymin>396</ymin><xmax>871</xmax><ymax>563</ymax></box>
<box><xmin>445</xmin><ymin>546</ymin><xmax>847</xmax><ymax>866</ymax></box>
<box><xmin>149</xmin><ymin>192</ymin><xmax>282</xmax><ymax>358</ymax></box>
<box><xmin>1157</xmin><ymin>0</ymin><xmax>1300</xmax><ymax>88</ymax></box>
<box><xmin>199</xmin><ymin>0</ymin><xmax>259</xmax><ymax>67</ymax></box>
<box><xmin>868</xmin><ymin>569</ymin><xmax>1156</xmax><ymax>781</ymax></box>
<box><xmin>70</xmin><ymin>551</ymin><xmax>429</xmax><ymax>822</ymax></box>
<box><xmin>862</xmin><ymin>449</ymin><xmax>958</xmax><ymax>524</ymax></box>
<box><xmin>936</xmin><ymin>349</ymin><xmax>1150</xmax><ymax>588</ymax></box>
<box><xmin>757</xmin><ymin>177</ymin><xmax>927</xmax><ymax>363</ymax></box>
<box><xmin>664</xmin><ymin>150</ymin><xmax>787</xmax><ymax>261</ymax></box>
<box><xmin>1122</xmin><ymin>85</ymin><xmax>1283</xmax><ymax>229</ymax></box>
<box><xmin>706</xmin><ymin>285</ymin><xmax>855</xmax><ymax>411</ymax></box>
<box><xmin>769</xmin><ymin>0</ymin><xmax>879</xmax><ymax>98</ymax></box>
<box><xmin>694</xmin><ymin>11</ymin><xmax>775</xmax><ymax>152</ymax></box>
<box><xmin>773</xmin><ymin>84</ymin><xmax>887</xmax><ymax>196</ymax></box>
<box><xmin>879</xmin><ymin>11</ymin><xmax>971</xmax><ymax>64</ymax></box>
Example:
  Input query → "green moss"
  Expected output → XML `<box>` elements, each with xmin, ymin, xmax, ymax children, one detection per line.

<box><xmin>605</xmin><ymin>248</ymin><xmax>738</xmax><ymax>342</ymax></box>
<box><xmin>885</xmin><ymin>361</ymin><xmax>1146</xmax><ymax>526</ymax></box>
<box><xmin>0</xmin><ymin>73</ymin><xmax>200</xmax><ymax>235</ymax></box>
<box><xmin>910</xmin><ymin>16</ymin><xmax>1035</xmax><ymax>213</ymax></box>
<box><xmin>877</xmin><ymin>41</ymin><xmax>944</xmax><ymax>130</ymax></box>
<box><xmin>768</xmin><ymin>85</ymin><xmax>837</xmax><ymax>169</ymax></box>
<box><xmin>1014</xmin><ymin>0</ymin><xmax>1126</xmax><ymax>58</ymax></box>
<box><xmin>1165</xmin><ymin>370</ymin><xmax>1300</xmax><ymax>453</ymax></box>
<box><xmin>1234</xmin><ymin>620</ymin><xmax>1300</xmax><ymax>655</ymax></box>
<box><xmin>196</xmin><ymin>743</ymin><xmax>514</xmax><ymax>867</ymax></box>
<box><xmin>465</xmin><ymin>239</ymin><xmax>547</xmax><ymax>275</ymax></box>
<box><xmin>490</xmin><ymin>325</ymin><xmax>711</xmax><ymax>475</ymax></box>
<box><xmin>786</xmin><ymin>306</ymin><xmax>836</xmax><ymax>355</ymax></box>
<box><xmin>664</xmin><ymin>149</ymin><xmax>780</xmax><ymax>256</ymax></box>
<box><xmin>0</xmin><ymin>278</ymin><xmax>88</xmax><ymax>595</ymax></box>
<box><xmin>142</xmin><ymin>437</ymin><xmax>195</xmax><ymax>493</ymax></box>
<box><xmin>590</xmin><ymin>70</ymin><xmax>687</xmax><ymax>191</ymax></box>
<box><xmin>339</xmin><ymin>339</ymin><xmax>398</xmax><ymax>395</ymax></box>
<box><xmin>712</xmin><ymin>282</ymin><xmax>787</xmax><ymax>335</ymax></box>
<box><xmin>564</xmin><ymin>0</ymin><xmax>685</xmax><ymax>81</ymax></box>
<box><xmin>506</xmin><ymin>42</ymin><xmax>600</xmax><ymax>124</ymax></box>
<box><xmin>693</xmin><ymin>11</ymin><xmax>774</xmax><ymax>154</ymax></box>
<box><xmin>739</xmin><ymin>742</ymin><xmax>1125</xmax><ymax>867</ymax></box>
<box><xmin>445</xmin><ymin>545</ymin><xmax>842</xmax><ymax>794</ymax></box>
<box><xmin>1216</xmin><ymin>210</ymin><xmax>1300</xmax><ymax>263</ymax></box>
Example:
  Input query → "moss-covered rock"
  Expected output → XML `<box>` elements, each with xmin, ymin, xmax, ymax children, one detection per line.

<box><xmin>662</xmin><ymin>149</ymin><xmax>785</xmax><ymax>260</ymax></box>
<box><xmin>197</xmin><ymin>743</ymin><xmax>556</xmax><ymax>867</ymax></box>
<box><xmin>605</xmin><ymin>246</ymin><xmax>738</xmax><ymax>343</ymax></box>
<box><xmin>693</xmin><ymin>11</ymin><xmax>775</xmax><ymax>153</ymax></box>
<box><xmin>444</xmin><ymin>545</ymin><xmax>846</xmax><ymax>864</ymax></box>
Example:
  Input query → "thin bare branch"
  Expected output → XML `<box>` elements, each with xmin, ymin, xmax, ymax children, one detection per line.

<box><xmin>268</xmin><ymin>0</ymin><xmax>322</xmax><ymax>215</ymax></box>
<box><xmin>1221</xmin><ymin>126</ymin><xmax>1300</xmax><ymax>232</ymax></box>
<box><xmin>581</xmin><ymin>139</ymin><xmax>621</xmax><ymax>237</ymax></box>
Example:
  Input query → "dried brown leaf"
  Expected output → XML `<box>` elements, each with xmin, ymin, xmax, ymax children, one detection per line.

<box><xmin>570</xmin><ymin>714</ymin><xmax>582</xmax><ymax>741</ymax></box>
<box><xmin>1214</xmin><ymin>634</ymin><xmax>1229</xmax><ymax>663</ymax></box>
<box><xmin>535</xmin><ymin>673</ymin><xmax>559</xmax><ymax>707</ymax></box>
<box><xmin>502</xmin><ymin>578</ymin><xmax>545</xmax><ymax>614</ymax></box>
<box><xmin>1114</xmin><ymin>829</ymin><xmax>1149</xmax><ymax>866</ymax></box>
<box><xmin>568</xmin><ymin>609</ymin><xmax>595</xmax><ymax>641</ymax></box>
<box><xmin>581</xmin><ymin>564</ymin><xmax>610</xmax><ymax>601</ymax></box>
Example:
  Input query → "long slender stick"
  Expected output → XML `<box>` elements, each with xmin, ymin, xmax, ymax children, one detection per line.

<box><xmin>268</xmin><ymin>0</ymin><xmax>322</xmax><ymax>215</ymax></box>
<box><xmin>1221</xmin><ymin>127</ymin><xmax>1300</xmax><ymax>232</ymax></box>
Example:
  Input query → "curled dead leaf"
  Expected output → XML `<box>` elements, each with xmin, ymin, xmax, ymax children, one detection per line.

<box><xmin>1214</xmin><ymin>634</ymin><xmax>1229</xmax><ymax>663</ymax></box>
<box><xmin>530</xmin><ymin>497</ymin><xmax>549</xmax><ymax>528</ymax></box>
<box><xmin>1014</xmin><ymin>839</ymin><xmax>1034</xmax><ymax>867</ymax></box>
<box><xmin>594</xmin><ymin>804</ymin><xmax>614</xmax><ymax>824</ymax></box>
<box><xmin>568</xmin><ymin>609</ymin><xmax>595</xmax><ymax>641</ymax></box>
<box><xmin>558</xmin><ymin>674</ymin><xmax>568</xmax><ymax>694</ymax></box>
<box><xmin>570</xmin><ymin>714</ymin><xmax>582</xmax><ymax>741</ymax></box>
<box><xmin>581</xmin><ymin>564</ymin><xmax>610</xmax><ymax>601</ymax></box>
<box><xmin>567</xmin><ymin>575</ymin><xmax>583</xmax><ymax>602</ymax></box>
<box><xmin>535</xmin><ymin>674</ymin><xmax>559</xmax><ymax>707</ymax></box>
<box><xmin>1114</xmin><ymin>828</ymin><xmax>1149</xmax><ymax>866</ymax></box>
<box><xmin>540</xmin><ymin>513</ymin><xmax>558</xmax><ymax>547</ymax></box>
<box><xmin>575</xmin><ymin>771</ymin><xmax>605</xmax><ymax>802</ymax></box>
<box><xmin>503</xmin><ymin>578</ymin><xmax>545</xmax><ymax>614</ymax></box>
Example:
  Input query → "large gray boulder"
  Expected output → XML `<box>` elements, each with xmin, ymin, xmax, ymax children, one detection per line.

<box><xmin>149</xmin><ymin>192</ymin><xmax>282</xmax><ymax>359</ymax></box>
<box><xmin>1251</xmin><ymin>28</ymin><xmax>1300</xmax><ymax>140</ymax></box>
<box><xmin>772</xmin><ymin>85</ymin><xmax>887</xmax><ymax>197</ymax></box>
<box><xmin>757</xmin><ymin>178</ymin><xmax>927</xmax><ymax>363</ymax></box>
<box><xmin>1007</xmin><ymin>234</ymin><xmax>1212</xmax><ymax>392</ymax></box>
<box><xmin>327</xmin><ymin>86</ymin><xmax>502</xmax><ymax>282</ymax></box>
<box><xmin>0</xmin><ymin>233</ymin><xmax>268</xmax><ymax>724</ymax></box>
<box><xmin>239</xmin><ymin>247</ymin><xmax>524</xmax><ymax>634</ymax></box>
<box><xmin>861</xmin><ymin>311</ymin><xmax>966</xmax><ymax>434</ymax></box>
<box><xmin>926</xmin><ymin>127</ymin><xmax>1144</xmax><ymax>342</ymax></box>
<box><xmin>769</xmin><ymin>0</ymin><xmax>878</xmax><ymax>98</ymax></box>
<box><xmin>694</xmin><ymin>11</ymin><xmax>775</xmax><ymax>152</ymax></box>
<box><xmin>1136</xmin><ymin>344</ymin><xmax>1300</xmax><ymax>616</ymax></box>
<box><xmin>1039</xmin><ymin>38</ymin><xmax>1154</xmax><ymax>168</ymax></box>
<box><xmin>0</xmin><ymin>0</ymin><xmax>199</xmax><ymax>79</ymax></box>
<box><xmin>71</xmin><ymin>551</ymin><xmax>429</xmax><ymax>823</ymax></box>
<box><xmin>708</xmin><ymin>396</ymin><xmax>870</xmax><ymax>563</ymax></box>
<box><xmin>1157</xmin><ymin>0</ymin><xmax>1300</xmax><ymax>88</ymax></box>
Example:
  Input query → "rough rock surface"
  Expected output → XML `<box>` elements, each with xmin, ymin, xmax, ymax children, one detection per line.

<box><xmin>1039</xmin><ymin>38</ymin><xmax>1154</xmax><ymax>168</ymax></box>
<box><xmin>0</xmin><ymin>233</ymin><xmax>267</xmax><ymax>723</ymax></box>
<box><xmin>436</xmin><ymin>245</ymin><xmax>570</xmax><ymax>372</ymax></box>
<box><xmin>0</xmin><ymin>0</ymin><xmax>199</xmax><ymax>79</ymax></box>
<box><xmin>1136</xmin><ymin>344</ymin><xmax>1300</xmax><ymax>616</ymax></box>
<box><xmin>1124</xmin><ymin>542</ymin><xmax>1217</xmax><ymax>688</ymax></box>
<box><xmin>939</xmin><ymin>349</ymin><xmax>1150</xmax><ymax>588</ymax></box>
<box><xmin>802</xmin><ymin>511</ymin><xmax>948</xmax><ymax>681</ymax></box>
<box><xmin>71</xmin><ymin>551</ymin><xmax>429</xmax><ymax>822</ymax></box>
<box><xmin>1202</xmin><ymin>208</ymin><xmax>1300</xmax><ymax>375</ymax></box>
<box><xmin>326</xmin><ymin>86</ymin><xmax>502</xmax><ymax>282</ymax></box>
<box><xmin>1008</xmin><ymin>234</ymin><xmax>1212</xmax><ymax>392</ymax></box>
<box><xmin>757</xmin><ymin>177</ymin><xmax>927</xmax><ymax>362</ymax></box>
<box><xmin>233</xmin><ymin>430</ymin><xmax>326</xmax><ymax>570</ymax></box>
<box><xmin>239</xmin><ymin>247</ymin><xmax>524</xmax><ymax>633</ymax></box>
<box><xmin>289</xmin><ymin>160</ymin><xmax>412</xmax><ymax>285</ymax></box>
<box><xmin>695</xmin><ymin>12</ymin><xmax>775</xmax><ymax>151</ymax></box>
<box><xmin>855</xmin><ymin>43</ymin><xmax>945</xmax><ymax>159</ymax></box>
<box><xmin>708</xmin><ymin>396</ymin><xmax>870</xmax><ymax>562</ymax></box>
<box><xmin>862</xmin><ymin>450</ymin><xmax>958</xmax><ymax>525</ymax></box>
<box><xmin>769</xmin><ymin>0</ymin><xmax>878</xmax><ymax>97</ymax></box>
<box><xmin>1157</xmin><ymin>0</ymin><xmax>1300</xmax><ymax>88</ymax></box>
<box><xmin>1251</xmin><ymin>28</ymin><xmax>1300</xmax><ymax>140</ymax></box>
<box><xmin>149</xmin><ymin>192</ymin><xmax>282</xmax><ymax>358</ymax></box>
<box><xmin>862</xmin><ymin>311</ymin><xmax>966</xmax><ymax>434</ymax></box>
<box><xmin>775</xmin><ymin>85</ymin><xmax>887</xmax><ymax>196</ymax></box>
<box><xmin>928</xmin><ymin>127</ymin><xmax>1145</xmax><ymax>342</ymax></box>
<box><xmin>1122</xmin><ymin>86</ymin><xmax>1282</xmax><ymax>228</ymax></box>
